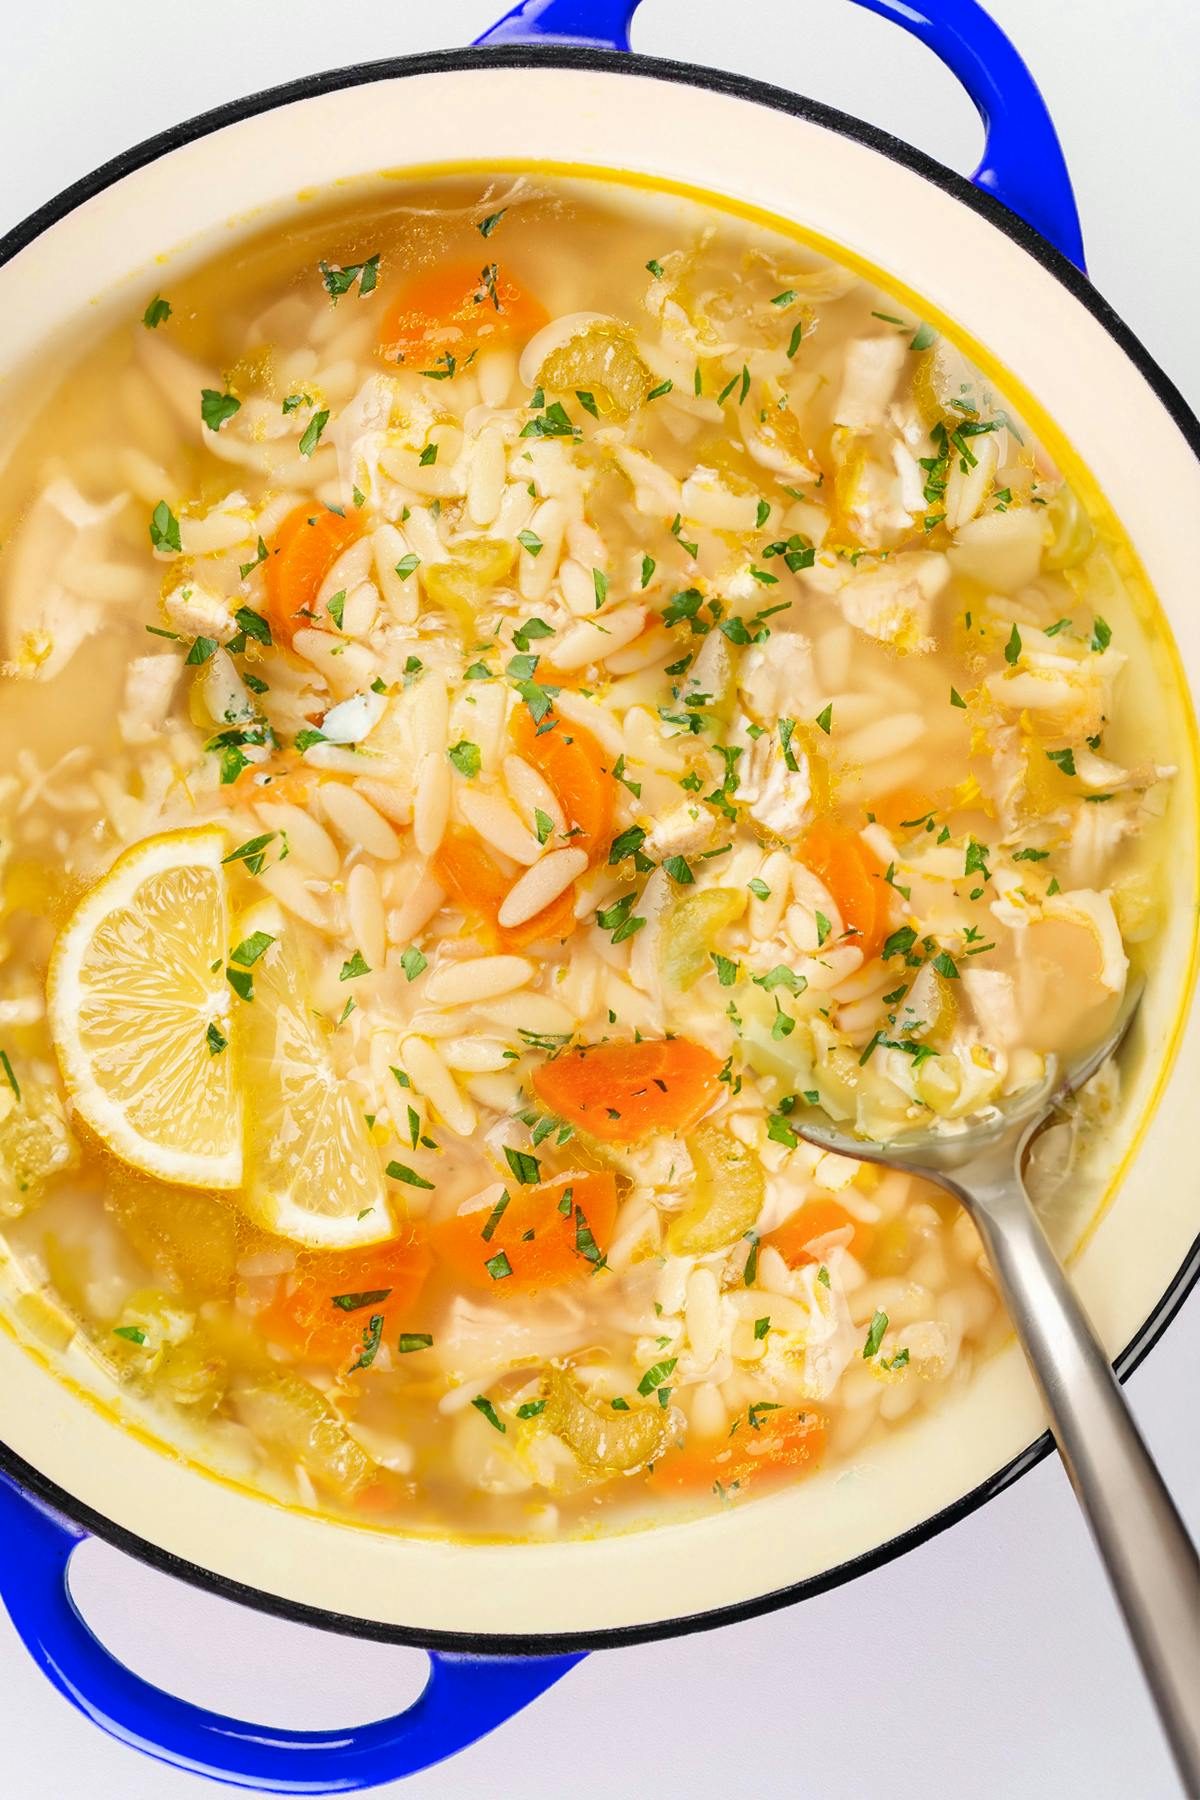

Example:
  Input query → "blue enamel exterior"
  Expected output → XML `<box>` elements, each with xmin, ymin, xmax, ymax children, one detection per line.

<box><xmin>0</xmin><ymin>0</ymin><xmax>1086</xmax><ymax>1786</ymax></box>
<box><xmin>0</xmin><ymin>1471</ymin><xmax>582</xmax><ymax>1793</ymax></box>
<box><xmin>477</xmin><ymin>0</ymin><xmax>1086</xmax><ymax>268</ymax></box>
<box><xmin>476</xmin><ymin>0</ymin><xmax>640</xmax><ymax>50</ymax></box>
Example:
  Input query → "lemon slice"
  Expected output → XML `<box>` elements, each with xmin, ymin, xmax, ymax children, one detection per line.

<box><xmin>47</xmin><ymin>828</ymin><xmax>241</xmax><ymax>1188</ymax></box>
<box><xmin>236</xmin><ymin>902</ymin><xmax>392</xmax><ymax>1249</ymax></box>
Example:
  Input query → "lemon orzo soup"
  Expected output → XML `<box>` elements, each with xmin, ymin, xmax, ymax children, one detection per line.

<box><xmin>0</xmin><ymin>174</ymin><xmax>1185</xmax><ymax>1538</ymax></box>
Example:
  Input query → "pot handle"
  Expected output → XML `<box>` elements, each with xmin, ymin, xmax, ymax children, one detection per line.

<box><xmin>476</xmin><ymin>0</ymin><xmax>1086</xmax><ymax>270</ymax></box>
<box><xmin>0</xmin><ymin>1471</ymin><xmax>582</xmax><ymax>1795</ymax></box>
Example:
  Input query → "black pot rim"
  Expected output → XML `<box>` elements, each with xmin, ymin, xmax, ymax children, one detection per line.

<box><xmin>1</xmin><ymin>40</ymin><xmax>1197</xmax><ymax>1660</ymax></box>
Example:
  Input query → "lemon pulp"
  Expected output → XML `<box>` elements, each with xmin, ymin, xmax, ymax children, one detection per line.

<box><xmin>237</xmin><ymin>903</ymin><xmax>391</xmax><ymax>1248</ymax></box>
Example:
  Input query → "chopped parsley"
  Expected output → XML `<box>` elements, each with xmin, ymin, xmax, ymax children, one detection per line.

<box><xmin>753</xmin><ymin>964</ymin><xmax>805</xmax><ymax>994</ymax></box>
<box><xmin>447</xmin><ymin>739</ymin><xmax>481</xmax><ymax>778</ymax></box>
<box><xmin>637</xmin><ymin>1358</ymin><xmax>678</xmax><ymax>1396</ymax></box>
<box><xmin>148</xmin><ymin>501</ymin><xmax>182</xmax><ymax>554</ymax></box>
<box><xmin>234</xmin><ymin>605</ymin><xmax>272</xmax><ymax>646</ymax></box>
<box><xmin>319</xmin><ymin>254</ymin><xmax>380</xmax><ymax>300</ymax></box>
<box><xmin>400</xmin><ymin>946</ymin><xmax>427</xmax><ymax>982</ymax></box>
<box><xmin>597</xmin><ymin>892</ymin><xmax>646</xmax><ymax>944</ymax></box>
<box><xmin>225</xmin><ymin>965</ymin><xmax>254</xmax><ymax>1003</ymax></box>
<box><xmin>332</xmin><ymin>1288</ymin><xmax>392</xmax><ymax>1311</ymax></box>
<box><xmin>480</xmin><ymin>1189</ymin><xmax>512</xmax><ymax>1243</ymax></box>
<box><xmin>221</xmin><ymin>832</ymin><xmax>275</xmax><ymax>876</ymax></box>
<box><xmin>471</xmin><ymin>1395</ymin><xmax>506</xmax><ymax>1433</ymax></box>
<box><xmin>230</xmin><ymin>931</ymin><xmax>274</xmax><ymax>967</ymax></box>
<box><xmin>503</xmin><ymin>1146</ymin><xmax>541</xmax><ymax>1186</ymax></box>
<box><xmin>863</xmin><ymin>1309</ymin><xmax>889</xmax><ymax>1359</ymax></box>
<box><xmin>239</xmin><ymin>536</ymin><xmax>269</xmax><ymax>580</ymax></box>
<box><xmin>200</xmin><ymin>388</ymin><xmax>241</xmax><ymax>432</ymax></box>
<box><xmin>519</xmin><ymin>401</ymin><xmax>578</xmax><ymax>440</ymax></box>
<box><xmin>349</xmin><ymin>1313</ymin><xmax>385</xmax><ymax>1370</ymax></box>
<box><xmin>298</xmin><ymin>409</ymin><xmax>330</xmax><ymax>457</ymax></box>
<box><xmin>386</xmin><ymin>1161</ymin><xmax>435</xmax><ymax>1190</ymax></box>
<box><xmin>512</xmin><ymin>616</ymin><xmax>555</xmax><ymax>652</ymax></box>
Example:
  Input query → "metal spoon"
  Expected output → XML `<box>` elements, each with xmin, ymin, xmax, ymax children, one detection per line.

<box><xmin>791</xmin><ymin>983</ymin><xmax>1200</xmax><ymax>1790</ymax></box>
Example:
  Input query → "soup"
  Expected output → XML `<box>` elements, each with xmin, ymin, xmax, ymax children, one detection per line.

<box><xmin>0</xmin><ymin>174</ymin><xmax>1183</xmax><ymax>1540</ymax></box>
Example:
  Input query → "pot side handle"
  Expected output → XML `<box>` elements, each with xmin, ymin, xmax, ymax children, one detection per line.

<box><xmin>0</xmin><ymin>1472</ymin><xmax>583</xmax><ymax>1795</ymax></box>
<box><xmin>476</xmin><ymin>0</ymin><xmax>1086</xmax><ymax>270</ymax></box>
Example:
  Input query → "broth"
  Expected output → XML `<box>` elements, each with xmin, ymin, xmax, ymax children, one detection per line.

<box><xmin>0</xmin><ymin>174</ymin><xmax>1184</xmax><ymax>1539</ymax></box>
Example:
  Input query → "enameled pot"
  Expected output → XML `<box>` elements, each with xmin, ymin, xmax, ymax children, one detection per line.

<box><xmin>0</xmin><ymin>1</ymin><xmax>1196</xmax><ymax>1789</ymax></box>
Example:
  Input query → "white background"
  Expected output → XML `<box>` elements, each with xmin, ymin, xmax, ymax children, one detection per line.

<box><xmin>1</xmin><ymin>2</ymin><xmax>1197</xmax><ymax>1795</ymax></box>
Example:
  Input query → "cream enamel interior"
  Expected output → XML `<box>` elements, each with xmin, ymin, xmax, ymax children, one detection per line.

<box><xmin>0</xmin><ymin>60</ymin><xmax>1196</xmax><ymax>1639</ymax></box>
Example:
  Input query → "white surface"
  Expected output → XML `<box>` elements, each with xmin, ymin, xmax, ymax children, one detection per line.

<box><xmin>1</xmin><ymin>1</ymin><xmax>1197</xmax><ymax>1794</ymax></box>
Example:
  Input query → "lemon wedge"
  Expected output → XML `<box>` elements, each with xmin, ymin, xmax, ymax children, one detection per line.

<box><xmin>48</xmin><ymin>836</ymin><xmax>392</xmax><ymax>1248</ymax></box>
<box><xmin>235</xmin><ymin>902</ymin><xmax>392</xmax><ymax>1249</ymax></box>
<box><xmin>47</xmin><ymin>828</ymin><xmax>241</xmax><ymax>1188</ymax></box>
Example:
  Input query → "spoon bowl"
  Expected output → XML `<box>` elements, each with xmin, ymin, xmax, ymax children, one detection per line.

<box><xmin>791</xmin><ymin>979</ymin><xmax>1143</xmax><ymax>1183</ymax></box>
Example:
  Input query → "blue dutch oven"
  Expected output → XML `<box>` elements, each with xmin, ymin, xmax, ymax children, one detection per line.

<box><xmin>0</xmin><ymin>0</ymin><xmax>1197</xmax><ymax>1791</ymax></box>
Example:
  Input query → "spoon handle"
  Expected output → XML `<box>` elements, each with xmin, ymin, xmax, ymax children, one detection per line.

<box><xmin>971</xmin><ymin>1179</ymin><xmax>1200</xmax><ymax>1791</ymax></box>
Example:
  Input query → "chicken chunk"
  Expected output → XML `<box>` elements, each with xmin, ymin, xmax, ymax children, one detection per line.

<box><xmin>118</xmin><ymin>654</ymin><xmax>183</xmax><ymax>744</ymax></box>
<box><xmin>833</xmin><ymin>335</ymin><xmax>908</xmax><ymax>431</ymax></box>
<box><xmin>162</xmin><ymin>581</ymin><xmax>238</xmax><ymax>644</ymax></box>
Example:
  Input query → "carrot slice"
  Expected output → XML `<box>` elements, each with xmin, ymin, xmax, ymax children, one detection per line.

<box><xmin>870</xmin><ymin>785</ymin><xmax>952</xmax><ymax>835</ymax></box>
<box><xmin>799</xmin><ymin>820</ymin><xmax>890</xmax><ymax>962</ymax></box>
<box><xmin>263</xmin><ymin>504</ymin><xmax>360</xmax><ymax>649</ymax></box>
<box><xmin>377</xmin><ymin>260</ymin><xmax>548</xmax><ymax>366</ymax></box>
<box><xmin>433</xmin><ymin>828</ymin><xmax>578</xmax><ymax>950</ymax></box>
<box><xmin>257</xmin><ymin>1228</ymin><xmax>430</xmax><ymax>1369</ymax></box>
<box><xmin>227</xmin><ymin>757</ymin><xmax>314</xmax><ymax>809</ymax></box>
<box><xmin>762</xmin><ymin>1199</ymin><xmax>874</xmax><ymax>1267</ymax></box>
<box><xmin>510</xmin><ymin>706</ymin><xmax>616</xmax><ymax>861</ymax></box>
<box><xmin>532</xmin><ymin>1038</ymin><xmax>723</xmax><ymax>1143</ymax></box>
<box><xmin>649</xmin><ymin>1407</ymin><xmax>826</xmax><ymax>1495</ymax></box>
<box><xmin>430</xmin><ymin>1171</ymin><xmax>618</xmax><ymax>1293</ymax></box>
